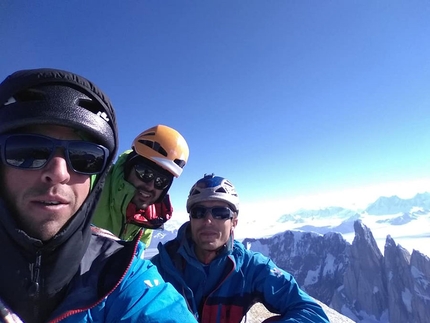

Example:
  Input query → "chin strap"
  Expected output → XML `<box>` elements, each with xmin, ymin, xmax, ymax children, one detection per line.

<box><xmin>125</xmin><ymin>194</ymin><xmax>173</xmax><ymax>230</ymax></box>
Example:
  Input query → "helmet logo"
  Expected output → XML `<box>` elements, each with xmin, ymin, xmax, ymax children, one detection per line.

<box><xmin>4</xmin><ymin>97</ymin><xmax>17</xmax><ymax>106</ymax></box>
<box><xmin>97</xmin><ymin>111</ymin><xmax>110</xmax><ymax>122</ymax></box>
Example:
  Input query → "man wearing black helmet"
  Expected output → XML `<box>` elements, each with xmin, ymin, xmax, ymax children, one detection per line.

<box><xmin>0</xmin><ymin>68</ymin><xmax>197</xmax><ymax>323</ymax></box>
<box><xmin>151</xmin><ymin>174</ymin><xmax>330</xmax><ymax>323</ymax></box>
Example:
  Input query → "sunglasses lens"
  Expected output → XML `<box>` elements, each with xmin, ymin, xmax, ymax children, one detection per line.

<box><xmin>3</xmin><ymin>135</ymin><xmax>107</xmax><ymax>175</ymax></box>
<box><xmin>134</xmin><ymin>165</ymin><xmax>171</xmax><ymax>190</ymax></box>
<box><xmin>190</xmin><ymin>206</ymin><xmax>232</xmax><ymax>219</ymax></box>
<box><xmin>68</xmin><ymin>142</ymin><xmax>106</xmax><ymax>174</ymax></box>
<box><xmin>190</xmin><ymin>206</ymin><xmax>207</xmax><ymax>219</ymax></box>
<box><xmin>211</xmin><ymin>207</ymin><xmax>232</xmax><ymax>219</ymax></box>
<box><xmin>154</xmin><ymin>176</ymin><xmax>169</xmax><ymax>190</ymax></box>
<box><xmin>4</xmin><ymin>135</ymin><xmax>53</xmax><ymax>169</ymax></box>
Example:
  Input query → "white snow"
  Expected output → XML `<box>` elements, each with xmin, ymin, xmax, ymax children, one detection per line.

<box><xmin>323</xmin><ymin>253</ymin><xmax>336</xmax><ymax>276</ymax></box>
<box><xmin>235</xmin><ymin>208</ymin><xmax>430</xmax><ymax>257</ymax></box>
<box><xmin>163</xmin><ymin>193</ymin><xmax>430</xmax><ymax>259</ymax></box>
<box><xmin>411</xmin><ymin>265</ymin><xmax>430</xmax><ymax>299</ymax></box>
<box><xmin>304</xmin><ymin>266</ymin><xmax>320</xmax><ymax>286</ymax></box>
<box><xmin>401</xmin><ymin>288</ymin><xmax>412</xmax><ymax>312</ymax></box>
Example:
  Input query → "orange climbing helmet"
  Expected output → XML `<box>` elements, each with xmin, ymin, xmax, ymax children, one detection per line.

<box><xmin>132</xmin><ymin>125</ymin><xmax>189</xmax><ymax>177</ymax></box>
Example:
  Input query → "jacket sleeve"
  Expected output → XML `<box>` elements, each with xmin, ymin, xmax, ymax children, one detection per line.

<box><xmin>104</xmin><ymin>244</ymin><xmax>197</xmax><ymax>322</ymax></box>
<box><xmin>249</xmin><ymin>252</ymin><xmax>330</xmax><ymax>323</ymax></box>
<box><xmin>92</xmin><ymin>152</ymin><xmax>132</xmax><ymax>238</ymax></box>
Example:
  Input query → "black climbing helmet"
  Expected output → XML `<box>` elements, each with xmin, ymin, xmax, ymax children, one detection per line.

<box><xmin>0</xmin><ymin>68</ymin><xmax>118</xmax><ymax>161</ymax></box>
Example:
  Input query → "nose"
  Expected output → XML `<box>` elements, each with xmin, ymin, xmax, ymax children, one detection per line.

<box><xmin>41</xmin><ymin>149</ymin><xmax>71</xmax><ymax>184</ymax></box>
<box><xmin>141</xmin><ymin>178</ymin><xmax>155</xmax><ymax>190</ymax></box>
<box><xmin>201</xmin><ymin>211</ymin><xmax>214</xmax><ymax>222</ymax></box>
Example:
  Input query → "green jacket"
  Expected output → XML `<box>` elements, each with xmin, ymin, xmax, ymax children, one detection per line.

<box><xmin>92</xmin><ymin>150</ymin><xmax>153</xmax><ymax>247</ymax></box>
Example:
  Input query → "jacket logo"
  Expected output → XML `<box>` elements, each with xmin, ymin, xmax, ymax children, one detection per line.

<box><xmin>144</xmin><ymin>279</ymin><xmax>160</xmax><ymax>288</ymax></box>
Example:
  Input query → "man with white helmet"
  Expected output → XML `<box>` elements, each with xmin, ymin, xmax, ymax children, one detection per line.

<box><xmin>151</xmin><ymin>173</ymin><xmax>330</xmax><ymax>323</ymax></box>
<box><xmin>93</xmin><ymin>125</ymin><xmax>189</xmax><ymax>247</ymax></box>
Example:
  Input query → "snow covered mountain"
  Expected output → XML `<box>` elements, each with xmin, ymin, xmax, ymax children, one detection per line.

<box><xmin>242</xmin><ymin>220</ymin><xmax>430</xmax><ymax>323</ymax></box>
<box><xmin>150</xmin><ymin>192</ymin><xmax>430</xmax><ymax>257</ymax></box>
<box><xmin>365</xmin><ymin>192</ymin><xmax>430</xmax><ymax>215</ymax></box>
<box><xmin>147</xmin><ymin>192</ymin><xmax>430</xmax><ymax>322</ymax></box>
<box><xmin>235</xmin><ymin>192</ymin><xmax>430</xmax><ymax>257</ymax></box>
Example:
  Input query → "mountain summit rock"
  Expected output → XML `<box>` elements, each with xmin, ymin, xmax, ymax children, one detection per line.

<box><xmin>243</xmin><ymin>220</ymin><xmax>430</xmax><ymax>323</ymax></box>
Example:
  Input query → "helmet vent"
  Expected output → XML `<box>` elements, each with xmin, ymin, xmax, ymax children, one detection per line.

<box><xmin>186</xmin><ymin>174</ymin><xmax>240</xmax><ymax>213</ymax></box>
<box><xmin>174</xmin><ymin>159</ymin><xmax>186</xmax><ymax>168</ymax></box>
<box><xmin>13</xmin><ymin>88</ymin><xmax>46</xmax><ymax>103</ymax></box>
<box><xmin>77</xmin><ymin>98</ymin><xmax>101</xmax><ymax>114</ymax></box>
<box><xmin>138</xmin><ymin>139</ymin><xmax>168</xmax><ymax>157</ymax></box>
<box><xmin>189</xmin><ymin>188</ymin><xmax>200</xmax><ymax>196</ymax></box>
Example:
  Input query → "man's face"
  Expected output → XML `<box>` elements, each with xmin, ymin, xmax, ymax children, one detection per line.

<box><xmin>190</xmin><ymin>200</ymin><xmax>238</xmax><ymax>255</ymax></box>
<box><xmin>1</xmin><ymin>125</ymin><xmax>91</xmax><ymax>241</ymax></box>
<box><xmin>126</xmin><ymin>166</ymin><xmax>164</xmax><ymax>210</ymax></box>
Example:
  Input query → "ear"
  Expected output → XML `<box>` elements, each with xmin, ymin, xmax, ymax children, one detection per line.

<box><xmin>231</xmin><ymin>216</ymin><xmax>238</xmax><ymax>229</ymax></box>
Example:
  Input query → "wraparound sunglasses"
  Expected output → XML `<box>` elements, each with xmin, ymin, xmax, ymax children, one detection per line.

<box><xmin>0</xmin><ymin>134</ymin><xmax>109</xmax><ymax>175</ymax></box>
<box><xmin>134</xmin><ymin>164</ymin><xmax>172</xmax><ymax>190</ymax></box>
<box><xmin>190</xmin><ymin>206</ymin><xmax>234</xmax><ymax>220</ymax></box>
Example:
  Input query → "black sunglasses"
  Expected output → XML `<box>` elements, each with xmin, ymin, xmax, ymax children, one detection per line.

<box><xmin>0</xmin><ymin>134</ymin><xmax>109</xmax><ymax>175</ymax></box>
<box><xmin>134</xmin><ymin>164</ymin><xmax>172</xmax><ymax>190</ymax></box>
<box><xmin>190</xmin><ymin>206</ymin><xmax>234</xmax><ymax>220</ymax></box>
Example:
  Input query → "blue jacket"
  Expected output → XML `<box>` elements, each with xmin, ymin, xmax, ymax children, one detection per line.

<box><xmin>151</xmin><ymin>222</ymin><xmax>330</xmax><ymax>323</ymax></box>
<box><xmin>0</xmin><ymin>202</ymin><xmax>197</xmax><ymax>323</ymax></box>
<box><xmin>0</xmin><ymin>227</ymin><xmax>197</xmax><ymax>323</ymax></box>
<box><xmin>49</xmin><ymin>230</ymin><xmax>198</xmax><ymax>322</ymax></box>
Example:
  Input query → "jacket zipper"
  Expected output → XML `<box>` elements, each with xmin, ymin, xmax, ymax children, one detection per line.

<box><xmin>201</xmin><ymin>256</ymin><xmax>236</xmax><ymax>323</ymax></box>
<box><xmin>29</xmin><ymin>251</ymin><xmax>42</xmax><ymax>319</ymax></box>
<box><xmin>48</xmin><ymin>232</ymin><xmax>142</xmax><ymax>322</ymax></box>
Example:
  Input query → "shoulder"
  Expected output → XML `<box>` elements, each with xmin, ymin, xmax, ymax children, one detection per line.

<box><xmin>95</xmin><ymin>241</ymin><xmax>198</xmax><ymax>322</ymax></box>
<box><xmin>87</xmin><ymin>229</ymin><xmax>146</xmax><ymax>277</ymax></box>
<box><xmin>115</xmin><ymin>150</ymin><xmax>133</xmax><ymax>167</ymax></box>
<box><xmin>231</xmin><ymin>240</ymin><xmax>275</xmax><ymax>269</ymax></box>
<box><xmin>121</xmin><ymin>243</ymin><xmax>163</xmax><ymax>285</ymax></box>
<box><xmin>152</xmin><ymin>237</ymin><xmax>180</xmax><ymax>267</ymax></box>
<box><xmin>91</xmin><ymin>225</ymin><xmax>121</xmax><ymax>240</ymax></box>
<box><xmin>104</xmin><ymin>150</ymin><xmax>133</xmax><ymax>181</ymax></box>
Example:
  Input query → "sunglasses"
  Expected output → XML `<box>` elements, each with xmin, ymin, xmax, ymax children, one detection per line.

<box><xmin>0</xmin><ymin>134</ymin><xmax>109</xmax><ymax>175</ymax></box>
<box><xmin>190</xmin><ymin>206</ymin><xmax>234</xmax><ymax>220</ymax></box>
<box><xmin>134</xmin><ymin>164</ymin><xmax>172</xmax><ymax>190</ymax></box>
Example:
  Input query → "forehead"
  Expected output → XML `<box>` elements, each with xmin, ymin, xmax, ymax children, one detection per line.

<box><xmin>16</xmin><ymin>125</ymin><xmax>84</xmax><ymax>140</ymax></box>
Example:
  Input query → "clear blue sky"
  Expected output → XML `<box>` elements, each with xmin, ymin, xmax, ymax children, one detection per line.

<box><xmin>1</xmin><ymin>1</ymin><xmax>430</xmax><ymax>218</ymax></box>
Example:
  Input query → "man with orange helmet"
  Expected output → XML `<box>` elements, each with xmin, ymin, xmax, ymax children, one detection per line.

<box><xmin>93</xmin><ymin>125</ymin><xmax>189</xmax><ymax>247</ymax></box>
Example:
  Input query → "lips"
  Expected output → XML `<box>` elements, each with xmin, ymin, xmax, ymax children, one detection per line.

<box><xmin>137</xmin><ymin>190</ymin><xmax>152</xmax><ymax>198</ymax></box>
<box><xmin>199</xmin><ymin>230</ymin><xmax>218</xmax><ymax>238</ymax></box>
<box><xmin>39</xmin><ymin>201</ymin><xmax>62</xmax><ymax>205</ymax></box>
<box><xmin>32</xmin><ymin>195</ymin><xmax>69</xmax><ymax>205</ymax></box>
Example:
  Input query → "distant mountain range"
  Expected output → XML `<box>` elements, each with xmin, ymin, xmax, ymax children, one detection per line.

<box><xmin>152</xmin><ymin>192</ymin><xmax>430</xmax><ymax>254</ymax></box>
<box><xmin>242</xmin><ymin>220</ymin><xmax>430</xmax><ymax>323</ymax></box>
<box><xmin>148</xmin><ymin>192</ymin><xmax>430</xmax><ymax>322</ymax></box>
<box><xmin>365</xmin><ymin>192</ymin><xmax>430</xmax><ymax>215</ymax></box>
